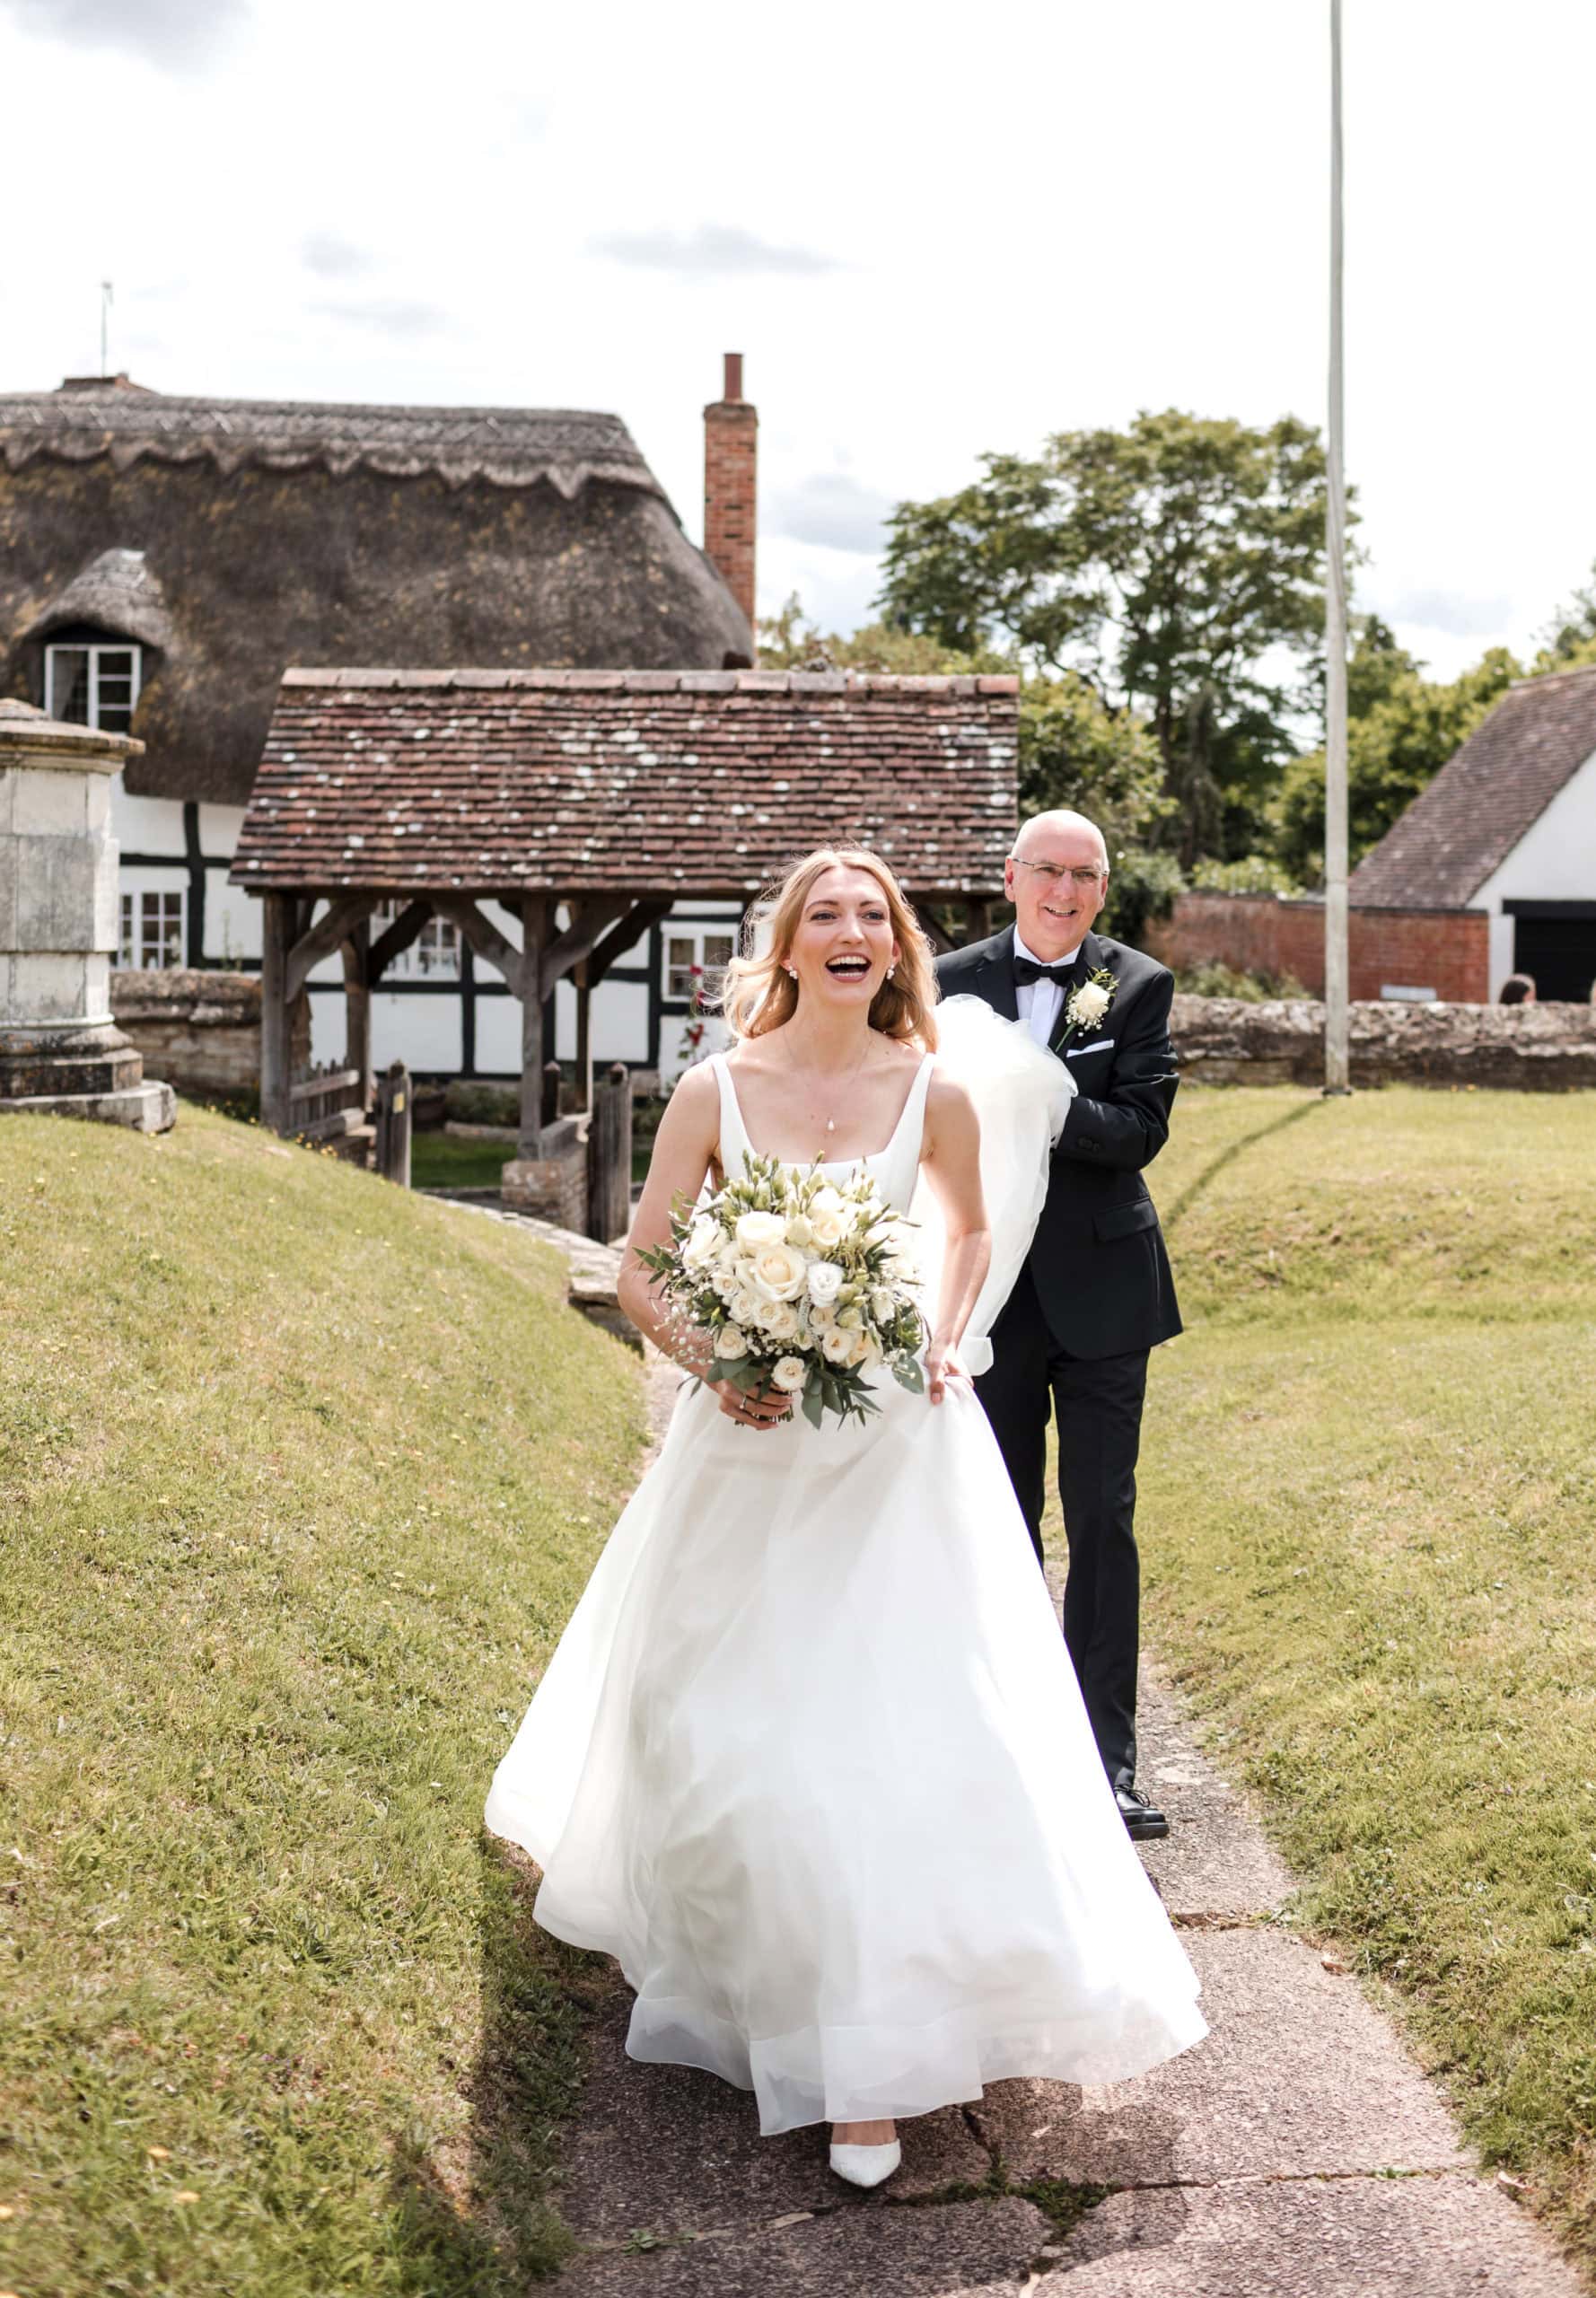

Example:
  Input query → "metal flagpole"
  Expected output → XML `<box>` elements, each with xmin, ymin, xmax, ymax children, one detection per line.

<box><xmin>1324</xmin><ymin>0</ymin><xmax>1351</xmax><ymax>1092</ymax></box>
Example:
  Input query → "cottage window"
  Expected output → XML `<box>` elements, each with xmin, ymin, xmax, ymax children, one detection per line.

<box><xmin>46</xmin><ymin>643</ymin><xmax>142</xmax><ymax>733</ymax></box>
<box><xmin>665</xmin><ymin>931</ymin><xmax>734</xmax><ymax>1001</ymax></box>
<box><xmin>120</xmin><ymin>889</ymin><xmax>185</xmax><ymax>969</ymax></box>
<box><xmin>370</xmin><ymin>901</ymin><xmax>461</xmax><ymax>981</ymax></box>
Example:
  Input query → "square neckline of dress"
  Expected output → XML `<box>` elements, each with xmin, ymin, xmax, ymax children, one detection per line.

<box><xmin>714</xmin><ymin>1048</ymin><xmax>934</xmax><ymax>1171</ymax></box>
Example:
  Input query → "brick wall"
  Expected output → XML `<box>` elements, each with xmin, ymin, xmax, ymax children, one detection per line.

<box><xmin>703</xmin><ymin>352</ymin><xmax>758</xmax><ymax>639</ymax></box>
<box><xmin>1146</xmin><ymin>892</ymin><xmax>1491</xmax><ymax>1003</ymax></box>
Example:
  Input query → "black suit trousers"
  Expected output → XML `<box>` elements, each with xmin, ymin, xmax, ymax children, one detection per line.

<box><xmin>975</xmin><ymin>1263</ymin><xmax>1147</xmax><ymax>1790</ymax></box>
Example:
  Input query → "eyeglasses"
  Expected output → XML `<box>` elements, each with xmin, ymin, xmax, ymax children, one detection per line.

<box><xmin>1010</xmin><ymin>859</ymin><xmax>1106</xmax><ymax>889</ymax></box>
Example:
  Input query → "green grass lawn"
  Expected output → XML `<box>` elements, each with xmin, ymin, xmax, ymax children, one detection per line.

<box><xmin>409</xmin><ymin>1130</ymin><xmax>513</xmax><ymax>1193</ymax></box>
<box><xmin>1048</xmin><ymin>1084</ymin><xmax>1596</xmax><ymax>2276</ymax></box>
<box><xmin>0</xmin><ymin>1104</ymin><xmax>648</xmax><ymax>2297</ymax></box>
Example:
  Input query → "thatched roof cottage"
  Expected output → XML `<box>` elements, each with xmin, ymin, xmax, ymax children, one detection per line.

<box><xmin>0</xmin><ymin>364</ymin><xmax>766</xmax><ymax>1076</ymax></box>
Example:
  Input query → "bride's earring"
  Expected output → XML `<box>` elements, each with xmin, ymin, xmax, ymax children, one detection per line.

<box><xmin>887</xmin><ymin>963</ymin><xmax>897</xmax><ymax>980</ymax></box>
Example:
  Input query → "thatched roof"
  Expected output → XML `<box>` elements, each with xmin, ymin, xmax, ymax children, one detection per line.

<box><xmin>22</xmin><ymin>547</ymin><xmax>173</xmax><ymax>651</ymax></box>
<box><xmin>231</xmin><ymin>668</ymin><xmax>1019</xmax><ymax>899</ymax></box>
<box><xmin>1350</xmin><ymin>663</ymin><xmax>1596</xmax><ymax>908</ymax></box>
<box><xmin>0</xmin><ymin>381</ymin><xmax>754</xmax><ymax>806</ymax></box>
<box><xmin>0</xmin><ymin>379</ymin><xmax>663</xmax><ymax>496</ymax></box>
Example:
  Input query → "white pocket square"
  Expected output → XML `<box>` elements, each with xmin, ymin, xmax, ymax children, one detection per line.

<box><xmin>1065</xmin><ymin>1039</ymin><xmax>1114</xmax><ymax>1058</ymax></box>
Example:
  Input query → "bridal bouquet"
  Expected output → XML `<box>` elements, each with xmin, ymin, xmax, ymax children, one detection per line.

<box><xmin>636</xmin><ymin>1154</ymin><xmax>926</xmax><ymax>1429</ymax></box>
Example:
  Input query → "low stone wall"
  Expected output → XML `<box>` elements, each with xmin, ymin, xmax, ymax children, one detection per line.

<box><xmin>502</xmin><ymin>1114</ymin><xmax>589</xmax><ymax>1231</ymax></box>
<box><xmin>108</xmin><ymin>970</ymin><xmax>309</xmax><ymax>1101</ymax></box>
<box><xmin>110</xmin><ymin>970</ymin><xmax>261</xmax><ymax>1099</ymax></box>
<box><xmin>1172</xmin><ymin>996</ymin><xmax>1596</xmax><ymax>1090</ymax></box>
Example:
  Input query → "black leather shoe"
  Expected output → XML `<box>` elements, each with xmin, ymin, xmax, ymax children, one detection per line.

<box><xmin>1116</xmin><ymin>1784</ymin><xmax>1170</xmax><ymax>1840</ymax></box>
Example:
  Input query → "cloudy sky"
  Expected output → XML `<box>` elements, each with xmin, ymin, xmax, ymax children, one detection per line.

<box><xmin>4</xmin><ymin>0</ymin><xmax>1593</xmax><ymax>679</ymax></box>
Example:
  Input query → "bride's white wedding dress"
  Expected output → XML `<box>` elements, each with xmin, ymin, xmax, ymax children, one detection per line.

<box><xmin>485</xmin><ymin>1005</ymin><xmax>1206</xmax><ymax>2135</ymax></box>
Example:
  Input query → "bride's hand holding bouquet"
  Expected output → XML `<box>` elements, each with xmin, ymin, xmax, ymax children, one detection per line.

<box><xmin>636</xmin><ymin>1153</ymin><xmax>926</xmax><ymax>1433</ymax></box>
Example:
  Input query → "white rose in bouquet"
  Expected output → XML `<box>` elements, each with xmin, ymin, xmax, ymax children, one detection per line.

<box><xmin>784</xmin><ymin>1213</ymin><xmax>814</xmax><ymax>1247</ymax></box>
<box><xmin>734</xmin><ymin>1209</ymin><xmax>788</xmax><ymax>1250</ymax></box>
<box><xmin>682</xmin><ymin>1213</ymin><xmax>723</xmax><ymax>1270</ymax></box>
<box><xmin>808</xmin><ymin>1302</ymin><xmax>837</xmax><ymax>1329</ymax></box>
<box><xmin>820</xmin><ymin>1325</ymin><xmax>856</xmax><ymax>1364</ymax></box>
<box><xmin>759</xmin><ymin>1299</ymin><xmax>802</xmax><ymax>1342</ymax></box>
<box><xmin>770</xmin><ymin>1356</ymin><xmax>809</xmax><ymax>1393</ymax></box>
<box><xmin>729</xmin><ymin>1285</ymin><xmax>762</xmax><ymax>1325</ymax></box>
<box><xmin>807</xmin><ymin>1188</ymin><xmax>848</xmax><ymax>1248</ymax></box>
<box><xmin>805</xmin><ymin>1260</ymin><xmax>844</xmax><ymax>1308</ymax></box>
<box><xmin>747</xmin><ymin>1239</ymin><xmax>809</xmax><ymax>1302</ymax></box>
<box><xmin>715</xmin><ymin>1324</ymin><xmax>749</xmax><ymax>1358</ymax></box>
<box><xmin>711</xmin><ymin>1266</ymin><xmax>737</xmax><ymax>1301</ymax></box>
<box><xmin>869</xmin><ymin>1285</ymin><xmax>899</xmax><ymax>1325</ymax></box>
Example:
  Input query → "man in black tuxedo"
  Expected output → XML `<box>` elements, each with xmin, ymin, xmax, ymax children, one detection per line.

<box><xmin>936</xmin><ymin>809</ymin><xmax>1181</xmax><ymax>1840</ymax></box>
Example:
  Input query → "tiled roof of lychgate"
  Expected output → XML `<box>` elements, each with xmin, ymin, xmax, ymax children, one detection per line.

<box><xmin>231</xmin><ymin>669</ymin><xmax>1020</xmax><ymax>897</ymax></box>
<box><xmin>0</xmin><ymin>382</ymin><xmax>662</xmax><ymax>497</ymax></box>
<box><xmin>1350</xmin><ymin>663</ymin><xmax>1596</xmax><ymax>908</ymax></box>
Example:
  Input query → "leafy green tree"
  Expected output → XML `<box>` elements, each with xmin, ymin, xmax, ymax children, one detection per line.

<box><xmin>1272</xmin><ymin>619</ymin><xmax>1520</xmax><ymax>881</ymax></box>
<box><xmin>877</xmin><ymin>409</ymin><xmax>1339</xmax><ymax>867</ymax></box>
<box><xmin>1532</xmin><ymin>559</ymin><xmax>1596</xmax><ymax>672</ymax></box>
<box><xmin>758</xmin><ymin>598</ymin><xmax>1167</xmax><ymax>855</ymax></box>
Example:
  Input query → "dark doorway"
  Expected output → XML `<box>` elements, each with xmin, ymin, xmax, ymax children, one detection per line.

<box><xmin>1508</xmin><ymin>903</ymin><xmax>1596</xmax><ymax>1001</ymax></box>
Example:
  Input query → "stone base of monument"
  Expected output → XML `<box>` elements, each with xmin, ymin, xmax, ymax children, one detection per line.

<box><xmin>0</xmin><ymin>696</ymin><xmax>178</xmax><ymax>1136</ymax></box>
<box><xmin>0</xmin><ymin>1020</ymin><xmax>178</xmax><ymax>1133</ymax></box>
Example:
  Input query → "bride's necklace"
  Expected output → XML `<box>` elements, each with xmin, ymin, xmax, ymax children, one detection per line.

<box><xmin>781</xmin><ymin>1029</ymin><xmax>875</xmax><ymax>1154</ymax></box>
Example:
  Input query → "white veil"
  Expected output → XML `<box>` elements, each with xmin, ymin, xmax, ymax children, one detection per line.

<box><xmin>908</xmin><ymin>995</ymin><xmax>1074</xmax><ymax>1377</ymax></box>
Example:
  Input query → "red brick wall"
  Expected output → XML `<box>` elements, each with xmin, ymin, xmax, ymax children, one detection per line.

<box><xmin>704</xmin><ymin>352</ymin><xmax>758</xmax><ymax>640</ymax></box>
<box><xmin>1145</xmin><ymin>891</ymin><xmax>1491</xmax><ymax>1003</ymax></box>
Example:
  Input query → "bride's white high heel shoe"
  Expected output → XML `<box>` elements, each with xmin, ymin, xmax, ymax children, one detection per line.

<box><xmin>829</xmin><ymin>2138</ymin><xmax>902</xmax><ymax>2188</ymax></box>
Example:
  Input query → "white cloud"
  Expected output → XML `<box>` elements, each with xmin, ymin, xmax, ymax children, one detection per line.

<box><xmin>590</xmin><ymin>224</ymin><xmax>843</xmax><ymax>278</ymax></box>
<box><xmin>0</xmin><ymin>0</ymin><xmax>249</xmax><ymax>69</ymax></box>
<box><xmin>302</xmin><ymin>233</ymin><xmax>373</xmax><ymax>280</ymax></box>
<box><xmin>767</xmin><ymin>472</ymin><xmax>896</xmax><ymax>556</ymax></box>
<box><xmin>1370</xmin><ymin>588</ymin><xmax>1516</xmax><ymax>640</ymax></box>
<box><xmin>310</xmin><ymin>299</ymin><xmax>450</xmax><ymax>339</ymax></box>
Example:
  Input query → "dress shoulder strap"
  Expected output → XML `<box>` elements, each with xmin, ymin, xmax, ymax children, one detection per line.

<box><xmin>878</xmin><ymin>1050</ymin><xmax>937</xmax><ymax>1204</ymax></box>
<box><xmin>706</xmin><ymin>1054</ymin><xmax>750</xmax><ymax>1174</ymax></box>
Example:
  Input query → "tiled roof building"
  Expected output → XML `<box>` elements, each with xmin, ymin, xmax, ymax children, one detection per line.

<box><xmin>1347</xmin><ymin>663</ymin><xmax>1596</xmax><ymax>1001</ymax></box>
<box><xmin>233</xmin><ymin>668</ymin><xmax>1019</xmax><ymax>897</ymax></box>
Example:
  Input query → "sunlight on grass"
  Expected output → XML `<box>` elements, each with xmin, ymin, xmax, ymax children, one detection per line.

<box><xmin>0</xmin><ymin>1105</ymin><xmax>647</xmax><ymax>2296</ymax></box>
<box><xmin>1048</xmin><ymin>1083</ymin><xmax>1596</xmax><ymax>2272</ymax></box>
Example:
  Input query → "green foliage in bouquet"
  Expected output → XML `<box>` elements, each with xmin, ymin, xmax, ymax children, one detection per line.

<box><xmin>635</xmin><ymin>1154</ymin><xmax>926</xmax><ymax>1431</ymax></box>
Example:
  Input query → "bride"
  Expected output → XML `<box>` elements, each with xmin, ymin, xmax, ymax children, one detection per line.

<box><xmin>485</xmin><ymin>846</ymin><xmax>1206</xmax><ymax>2188</ymax></box>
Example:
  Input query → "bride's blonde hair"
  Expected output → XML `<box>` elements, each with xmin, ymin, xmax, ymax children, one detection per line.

<box><xmin>720</xmin><ymin>846</ymin><xmax>939</xmax><ymax>1049</ymax></box>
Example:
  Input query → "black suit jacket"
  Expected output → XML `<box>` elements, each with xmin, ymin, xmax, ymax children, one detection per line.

<box><xmin>935</xmin><ymin>925</ymin><xmax>1182</xmax><ymax>1360</ymax></box>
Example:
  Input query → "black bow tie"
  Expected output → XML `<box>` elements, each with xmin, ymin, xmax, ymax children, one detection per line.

<box><xmin>1013</xmin><ymin>955</ymin><xmax>1080</xmax><ymax>987</ymax></box>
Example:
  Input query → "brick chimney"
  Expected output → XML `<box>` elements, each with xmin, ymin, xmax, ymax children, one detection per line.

<box><xmin>704</xmin><ymin>351</ymin><xmax>758</xmax><ymax>643</ymax></box>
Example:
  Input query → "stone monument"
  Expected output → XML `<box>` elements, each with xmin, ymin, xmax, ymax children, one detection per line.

<box><xmin>0</xmin><ymin>697</ymin><xmax>175</xmax><ymax>1130</ymax></box>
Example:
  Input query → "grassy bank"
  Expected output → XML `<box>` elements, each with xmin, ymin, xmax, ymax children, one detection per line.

<box><xmin>1048</xmin><ymin>1086</ymin><xmax>1596</xmax><ymax>2274</ymax></box>
<box><xmin>0</xmin><ymin>1106</ymin><xmax>648</xmax><ymax>2296</ymax></box>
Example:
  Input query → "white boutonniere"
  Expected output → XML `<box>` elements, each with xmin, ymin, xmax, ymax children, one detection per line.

<box><xmin>1064</xmin><ymin>967</ymin><xmax>1117</xmax><ymax>1036</ymax></box>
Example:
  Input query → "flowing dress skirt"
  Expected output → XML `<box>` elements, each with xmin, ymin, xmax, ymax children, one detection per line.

<box><xmin>485</xmin><ymin>1366</ymin><xmax>1206</xmax><ymax>2135</ymax></box>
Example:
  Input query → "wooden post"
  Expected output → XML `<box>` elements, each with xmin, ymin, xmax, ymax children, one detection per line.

<box><xmin>375</xmin><ymin>1060</ymin><xmax>411</xmax><ymax>1188</ymax></box>
<box><xmin>260</xmin><ymin>890</ymin><xmax>294</xmax><ymax>1134</ymax></box>
<box><xmin>342</xmin><ymin>917</ymin><xmax>372</xmax><ymax>1113</ymax></box>
<box><xmin>574</xmin><ymin>957</ymin><xmax>592</xmax><ymax>1112</ymax></box>
<box><xmin>541</xmin><ymin>1059</ymin><xmax>563</xmax><ymax>1127</ymax></box>
<box><xmin>518</xmin><ymin>894</ymin><xmax>547</xmax><ymax>1158</ymax></box>
<box><xmin>586</xmin><ymin>1061</ymin><xmax>633</xmax><ymax>1244</ymax></box>
<box><xmin>964</xmin><ymin>898</ymin><xmax>993</xmax><ymax>944</ymax></box>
